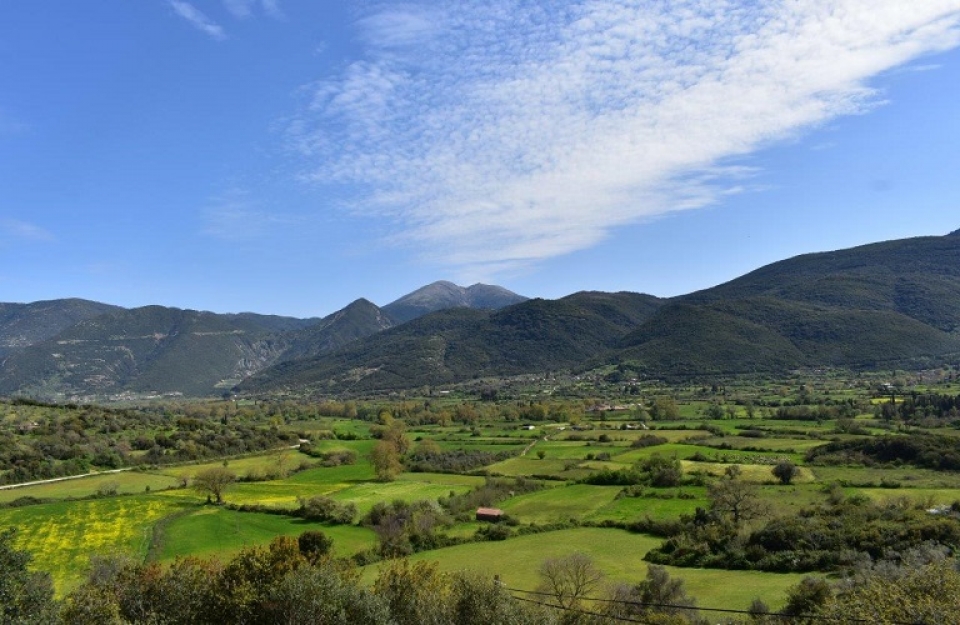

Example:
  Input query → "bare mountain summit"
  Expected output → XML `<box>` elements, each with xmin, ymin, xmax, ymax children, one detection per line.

<box><xmin>382</xmin><ymin>281</ymin><xmax>528</xmax><ymax>323</ymax></box>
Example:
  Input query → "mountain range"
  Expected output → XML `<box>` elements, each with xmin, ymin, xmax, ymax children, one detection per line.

<box><xmin>0</xmin><ymin>282</ymin><xmax>527</xmax><ymax>399</ymax></box>
<box><xmin>2</xmin><ymin>230</ymin><xmax>960</xmax><ymax>400</ymax></box>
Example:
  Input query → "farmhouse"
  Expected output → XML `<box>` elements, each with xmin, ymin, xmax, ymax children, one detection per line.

<box><xmin>476</xmin><ymin>507</ymin><xmax>504</xmax><ymax>522</ymax></box>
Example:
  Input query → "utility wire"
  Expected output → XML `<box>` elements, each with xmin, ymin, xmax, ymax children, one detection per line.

<box><xmin>510</xmin><ymin>594</ymin><xmax>655</xmax><ymax>624</ymax></box>
<box><xmin>505</xmin><ymin>586</ymin><xmax>920</xmax><ymax>625</ymax></box>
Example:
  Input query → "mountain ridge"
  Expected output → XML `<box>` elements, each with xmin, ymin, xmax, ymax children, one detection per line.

<box><xmin>0</xmin><ymin>282</ymin><xmax>528</xmax><ymax>399</ymax></box>
<box><xmin>3</xmin><ymin>229</ymin><xmax>960</xmax><ymax>399</ymax></box>
<box><xmin>243</xmin><ymin>229</ymin><xmax>960</xmax><ymax>393</ymax></box>
<box><xmin>382</xmin><ymin>281</ymin><xmax>529</xmax><ymax>323</ymax></box>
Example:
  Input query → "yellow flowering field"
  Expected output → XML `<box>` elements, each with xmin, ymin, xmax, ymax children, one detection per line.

<box><xmin>0</xmin><ymin>495</ymin><xmax>184</xmax><ymax>593</ymax></box>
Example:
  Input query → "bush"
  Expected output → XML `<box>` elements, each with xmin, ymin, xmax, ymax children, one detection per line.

<box><xmin>296</xmin><ymin>496</ymin><xmax>357</xmax><ymax>524</ymax></box>
<box><xmin>630</xmin><ymin>434</ymin><xmax>668</xmax><ymax>448</ymax></box>
<box><xmin>771</xmin><ymin>461</ymin><xmax>799</xmax><ymax>485</ymax></box>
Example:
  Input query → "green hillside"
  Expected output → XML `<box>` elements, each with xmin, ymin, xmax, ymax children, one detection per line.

<box><xmin>241</xmin><ymin>292</ymin><xmax>664</xmax><ymax>393</ymax></box>
<box><xmin>279</xmin><ymin>299</ymin><xmax>396</xmax><ymax>361</ymax></box>
<box><xmin>0</xmin><ymin>306</ymin><xmax>300</xmax><ymax>398</ymax></box>
<box><xmin>246</xmin><ymin>230</ymin><xmax>960</xmax><ymax>393</ymax></box>
<box><xmin>0</xmin><ymin>299</ymin><xmax>122</xmax><ymax>357</ymax></box>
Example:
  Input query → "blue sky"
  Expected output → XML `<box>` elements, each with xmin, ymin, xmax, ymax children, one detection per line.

<box><xmin>2</xmin><ymin>1</ymin><xmax>960</xmax><ymax>318</ymax></box>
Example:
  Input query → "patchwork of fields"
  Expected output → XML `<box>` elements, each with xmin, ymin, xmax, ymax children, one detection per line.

<box><xmin>4</xmin><ymin>378</ymin><xmax>960</xmax><ymax>615</ymax></box>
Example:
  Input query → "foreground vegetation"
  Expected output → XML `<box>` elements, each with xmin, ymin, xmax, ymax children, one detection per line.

<box><xmin>4</xmin><ymin>367</ymin><xmax>960</xmax><ymax>621</ymax></box>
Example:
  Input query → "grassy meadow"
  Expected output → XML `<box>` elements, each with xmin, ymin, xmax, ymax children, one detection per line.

<box><xmin>5</xmin><ymin>372</ymin><xmax>960</xmax><ymax>613</ymax></box>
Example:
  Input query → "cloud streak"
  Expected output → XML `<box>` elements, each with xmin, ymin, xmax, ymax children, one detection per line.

<box><xmin>201</xmin><ymin>191</ymin><xmax>300</xmax><ymax>241</ymax></box>
<box><xmin>169</xmin><ymin>1</ymin><xmax>226</xmax><ymax>40</ymax></box>
<box><xmin>1</xmin><ymin>219</ymin><xmax>55</xmax><ymax>243</ymax></box>
<box><xmin>290</xmin><ymin>1</ymin><xmax>960</xmax><ymax>279</ymax></box>
<box><xmin>223</xmin><ymin>0</ymin><xmax>283</xmax><ymax>20</ymax></box>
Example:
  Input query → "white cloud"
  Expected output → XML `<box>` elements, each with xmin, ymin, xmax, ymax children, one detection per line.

<box><xmin>356</xmin><ymin>6</ymin><xmax>442</xmax><ymax>48</ymax></box>
<box><xmin>223</xmin><ymin>0</ymin><xmax>282</xmax><ymax>20</ymax></box>
<box><xmin>168</xmin><ymin>1</ymin><xmax>226</xmax><ymax>40</ymax></box>
<box><xmin>1</xmin><ymin>219</ymin><xmax>55</xmax><ymax>242</ymax></box>
<box><xmin>201</xmin><ymin>191</ymin><xmax>297</xmax><ymax>241</ymax></box>
<box><xmin>290</xmin><ymin>0</ymin><xmax>960</xmax><ymax>281</ymax></box>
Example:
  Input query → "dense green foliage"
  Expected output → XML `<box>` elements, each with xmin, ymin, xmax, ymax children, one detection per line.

<box><xmin>405</xmin><ymin>448</ymin><xmax>518</xmax><ymax>473</ymax></box>
<box><xmin>0</xmin><ymin>399</ymin><xmax>299</xmax><ymax>485</ymax></box>
<box><xmin>0</xmin><ymin>306</ymin><xmax>317</xmax><ymax>397</ymax></box>
<box><xmin>6</xmin><ymin>231</ymin><xmax>960</xmax><ymax>398</ymax></box>
<box><xmin>0</xmin><ymin>299</ymin><xmax>121</xmax><ymax>358</ymax></box>
<box><xmin>646</xmin><ymin>493</ymin><xmax>960</xmax><ymax>573</ymax></box>
<box><xmin>0</xmin><ymin>528</ymin><xmax>57</xmax><ymax>624</ymax></box>
<box><xmin>807</xmin><ymin>433</ymin><xmax>960</xmax><ymax>471</ymax></box>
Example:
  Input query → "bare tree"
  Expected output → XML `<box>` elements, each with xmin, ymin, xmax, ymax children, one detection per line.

<box><xmin>707</xmin><ymin>472</ymin><xmax>768</xmax><ymax>526</ymax></box>
<box><xmin>537</xmin><ymin>552</ymin><xmax>604</xmax><ymax>609</ymax></box>
<box><xmin>193</xmin><ymin>466</ymin><xmax>236</xmax><ymax>504</ymax></box>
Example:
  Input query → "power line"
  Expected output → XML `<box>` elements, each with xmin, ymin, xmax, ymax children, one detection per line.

<box><xmin>510</xmin><ymin>594</ymin><xmax>656</xmax><ymax>624</ymax></box>
<box><xmin>505</xmin><ymin>586</ymin><xmax>920</xmax><ymax>625</ymax></box>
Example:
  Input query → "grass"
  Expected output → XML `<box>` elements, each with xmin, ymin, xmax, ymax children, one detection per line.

<box><xmin>155</xmin><ymin>506</ymin><xmax>377</xmax><ymax>562</ymax></box>
<box><xmin>365</xmin><ymin>527</ymin><xmax>808</xmax><ymax>611</ymax></box>
<box><xmin>500</xmin><ymin>485</ymin><xmax>621</xmax><ymax>523</ymax></box>
<box><xmin>0</xmin><ymin>495</ymin><xmax>186</xmax><ymax>594</ymax></box>
<box><xmin>0</xmin><ymin>470</ymin><xmax>179</xmax><ymax>503</ymax></box>
<box><xmin>152</xmin><ymin>450</ymin><xmax>309</xmax><ymax>480</ymax></box>
<box><xmin>588</xmin><ymin>490</ymin><xmax>706</xmax><ymax>523</ymax></box>
<box><xmin>328</xmin><ymin>479</ymin><xmax>475</xmax><ymax>515</ymax></box>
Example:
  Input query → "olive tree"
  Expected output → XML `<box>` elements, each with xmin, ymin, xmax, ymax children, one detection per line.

<box><xmin>772</xmin><ymin>461</ymin><xmax>799</xmax><ymax>485</ymax></box>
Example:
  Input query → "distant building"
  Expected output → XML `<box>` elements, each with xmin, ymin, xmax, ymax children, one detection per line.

<box><xmin>476</xmin><ymin>507</ymin><xmax>504</xmax><ymax>522</ymax></box>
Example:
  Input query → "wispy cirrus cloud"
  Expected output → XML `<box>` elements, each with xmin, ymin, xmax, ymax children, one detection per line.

<box><xmin>289</xmin><ymin>1</ymin><xmax>960</xmax><ymax>280</ymax></box>
<box><xmin>168</xmin><ymin>0</ymin><xmax>226</xmax><ymax>40</ymax></box>
<box><xmin>201</xmin><ymin>191</ymin><xmax>298</xmax><ymax>241</ymax></box>
<box><xmin>223</xmin><ymin>0</ymin><xmax>283</xmax><ymax>20</ymax></box>
<box><xmin>1</xmin><ymin>219</ymin><xmax>55</xmax><ymax>242</ymax></box>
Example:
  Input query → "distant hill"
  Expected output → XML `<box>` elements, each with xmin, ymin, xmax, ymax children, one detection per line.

<box><xmin>279</xmin><ymin>298</ymin><xmax>396</xmax><ymax>361</ymax></box>
<box><xmin>617</xmin><ymin>233</ymin><xmax>960</xmax><ymax>375</ymax></box>
<box><xmin>240</xmin><ymin>292</ymin><xmax>664</xmax><ymax>394</ymax></box>
<box><xmin>0</xmin><ymin>306</ymin><xmax>312</xmax><ymax>399</ymax></box>
<box><xmin>244</xmin><ymin>230</ymin><xmax>960</xmax><ymax>393</ymax></box>
<box><xmin>0</xmin><ymin>282</ymin><xmax>527</xmax><ymax>399</ymax></box>
<box><xmin>4</xmin><ymin>231</ymin><xmax>960</xmax><ymax>399</ymax></box>
<box><xmin>0</xmin><ymin>299</ymin><xmax>122</xmax><ymax>357</ymax></box>
<box><xmin>382</xmin><ymin>281</ymin><xmax>528</xmax><ymax>323</ymax></box>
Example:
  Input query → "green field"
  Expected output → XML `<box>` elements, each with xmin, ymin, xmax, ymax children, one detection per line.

<box><xmin>0</xmin><ymin>495</ymin><xmax>187</xmax><ymax>592</ymax></box>
<box><xmin>368</xmin><ymin>527</ymin><xmax>808</xmax><ymax>611</ymax></box>
<box><xmin>154</xmin><ymin>506</ymin><xmax>377</xmax><ymax>561</ymax></box>
<box><xmin>6</xmin><ymin>376</ymin><xmax>960</xmax><ymax>615</ymax></box>
<box><xmin>0</xmin><ymin>470</ymin><xmax>179</xmax><ymax>503</ymax></box>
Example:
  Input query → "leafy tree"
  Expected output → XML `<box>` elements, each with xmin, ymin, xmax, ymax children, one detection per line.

<box><xmin>296</xmin><ymin>495</ymin><xmax>357</xmax><ymax>524</ymax></box>
<box><xmin>816</xmin><ymin>554</ymin><xmax>960</xmax><ymax>623</ymax></box>
<box><xmin>606</xmin><ymin>564</ymin><xmax>699</xmax><ymax>623</ymax></box>
<box><xmin>297</xmin><ymin>530</ymin><xmax>333</xmax><ymax>564</ymax></box>
<box><xmin>370</xmin><ymin>440</ymin><xmax>403</xmax><ymax>482</ymax></box>
<box><xmin>267</xmin><ymin>563</ymin><xmax>391</xmax><ymax>625</ymax></box>
<box><xmin>771</xmin><ymin>461</ymin><xmax>799</xmax><ymax>485</ymax></box>
<box><xmin>782</xmin><ymin>577</ymin><xmax>832</xmax><ymax>620</ymax></box>
<box><xmin>192</xmin><ymin>466</ymin><xmax>236</xmax><ymax>504</ymax></box>
<box><xmin>649</xmin><ymin>396</ymin><xmax>681</xmax><ymax>421</ymax></box>
<box><xmin>374</xmin><ymin>559</ymin><xmax>452</xmax><ymax>625</ymax></box>
<box><xmin>642</xmin><ymin>454</ymin><xmax>683</xmax><ymax>487</ymax></box>
<box><xmin>449</xmin><ymin>571</ymin><xmax>555</xmax><ymax>625</ymax></box>
<box><xmin>216</xmin><ymin>536</ymin><xmax>304</xmax><ymax>623</ymax></box>
<box><xmin>0</xmin><ymin>528</ymin><xmax>58</xmax><ymax>624</ymax></box>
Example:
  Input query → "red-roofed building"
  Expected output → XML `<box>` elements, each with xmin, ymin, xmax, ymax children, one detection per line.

<box><xmin>476</xmin><ymin>507</ymin><xmax>504</xmax><ymax>522</ymax></box>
